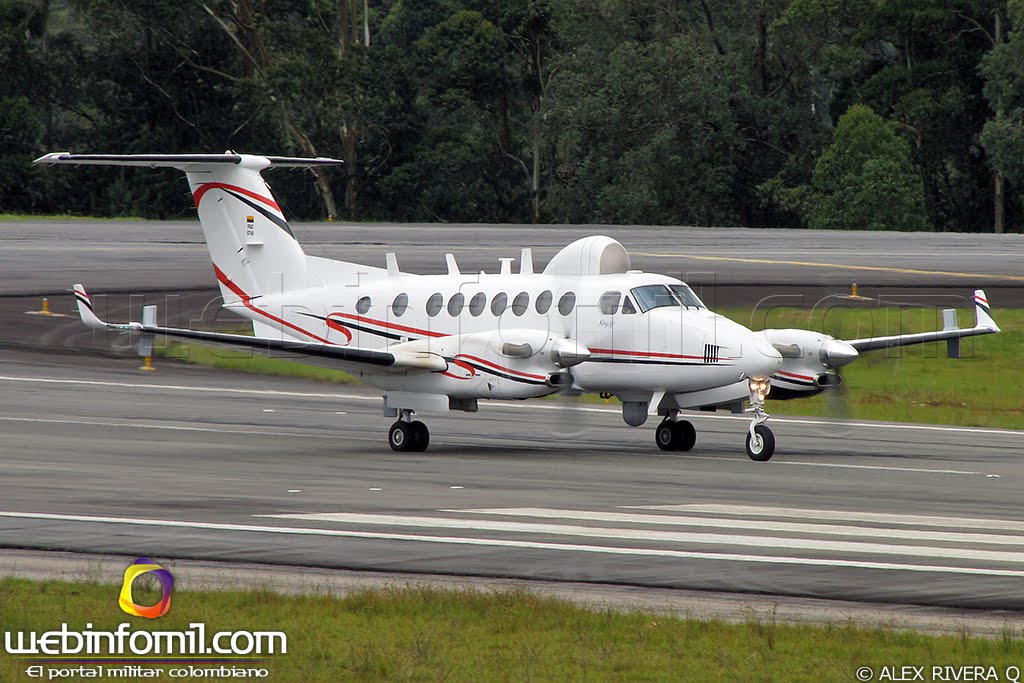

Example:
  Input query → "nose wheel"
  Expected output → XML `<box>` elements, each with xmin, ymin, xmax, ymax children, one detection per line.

<box><xmin>746</xmin><ymin>378</ymin><xmax>775</xmax><ymax>461</ymax></box>
<box><xmin>655</xmin><ymin>415</ymin><xmax>696</xmax><ymax>451</ymax></box>
<box><xmin>745</xmin><ymin>424</ymin><xmax>775</xmax><ymax>461</ymax></box>
<box><xmin>388</xmin><ymin>412</ymin><xmax>430</xmax><ymax>452</ymax></box>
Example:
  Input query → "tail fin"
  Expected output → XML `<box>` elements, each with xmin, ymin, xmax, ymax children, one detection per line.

<box><xmin>973</xmin><ymin>289</ymin><xmax>999</xmax><ymax>333</ymax></box>
<box><xmin>36</xmin><ymin>153</ymin><xmax>342</xmax><ymax>304</ymax></box>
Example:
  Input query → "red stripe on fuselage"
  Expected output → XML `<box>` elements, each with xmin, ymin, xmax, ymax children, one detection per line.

<box><xmin>456</xmin><ymin>354</ymin><xmax>546</xmax><ymax>381</ymax></box>
<box><xmin>589</xmin><ymin>347</ymin><xmax>708</xmax><ymax>361</ymax></box>
<box><xmin>212</xmin><ymin>264</ymin><xmax>333</xmax><ymax>345</ymax></box>
<box><xmin>193</xmin><ymin>183</ymin><xmax>281</xmax><ymax>212</ymax></box>
<box><xmin>328</xmin><ymin>312</ymin><xmax>447</xmax><ymax>339</ymax></box>
<box><xmin>776</xmin><ymin>370</ymin><xmax>815</xmax><ymax>381</ymax></box>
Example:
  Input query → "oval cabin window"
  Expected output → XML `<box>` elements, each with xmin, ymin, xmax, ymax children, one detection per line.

<box><xmin>491</xmin><ymin>292</ymin><xmax>508</xmax><ymax>316</ymax></box>
<box><xmin>557</xmin><ymin>292</ymin><xmax>576</xmax><ymax>316</ymax></box>
<box><xmin>392</xmin><ymin>293</ymin><xmax>409</xmax><ymax>317</ymax></box>
<box><xmin>425</xmin><ymin>293</ymin><xmax>443</xmax><ymax>317</ymax></box>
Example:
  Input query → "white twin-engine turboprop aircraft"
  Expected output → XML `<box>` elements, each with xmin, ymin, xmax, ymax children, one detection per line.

<box><xmin>36</xmin><ymin>152</ymin><xmax>1001</xmax><ymax>461</ymax></box>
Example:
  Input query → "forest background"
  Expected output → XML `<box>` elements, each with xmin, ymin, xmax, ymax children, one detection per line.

<box><xmin>2</xmin><ymin>0</ymin><xmax>1023</xmax><ymax>232</ymax></box>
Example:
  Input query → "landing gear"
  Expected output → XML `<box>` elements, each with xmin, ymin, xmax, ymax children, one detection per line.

<box><xmin>388</xmin><ymin>411</ymin><xmax>430</xmax><ymax>452</ymax></box>
<box><xmin>655</xmin><ymin>414</ymin><xmax>696</xmax><ymax>452</ymax></box>
<box><xmin>745</xmin><ymin>424</ymin><xmax>775</xmax><ymax>461</ymax></box>
<box><xmin>746</xmin><ymin>378</ymin><xmax>775</xmax><ymax>461</ymax></box>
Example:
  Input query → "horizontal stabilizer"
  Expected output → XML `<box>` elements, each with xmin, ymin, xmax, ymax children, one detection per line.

<box><xmin>35</xmin><ymin>152</ymin><xmax>343</xmax><ymax>171</ymax></box>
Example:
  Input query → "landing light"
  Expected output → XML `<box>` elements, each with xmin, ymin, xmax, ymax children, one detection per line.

<box><xmin>748</xmin><ymin>378</ymin><xmax>771</xmax><ymax>397</ymax></box>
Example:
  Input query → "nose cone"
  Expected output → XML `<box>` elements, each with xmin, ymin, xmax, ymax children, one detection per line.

<box><xmin>820</xmin><ymin>339</ymin><xmax>859</xmax><ymax>368</ymax></box>
<box><xmin>744</xmin><ymin>337</ymin><xmax>784</xmax><ymax>380</ymax></box>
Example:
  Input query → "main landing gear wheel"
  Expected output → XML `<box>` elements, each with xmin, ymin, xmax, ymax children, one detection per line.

<box><xmin>745</xmin><ymin>424</ymin><xmax>775</xmax><ymax>462</ymax></box>
<box><xmin>655</xmin><ymin>419</ymin><xmax>697</xmax><ymax>452</ymax></box>
<box><xmin>388</xmin><ymin>420</ymin><xmax>430</xmax><ymax>452</ymax></box>
<box><xmin>388</xmin><ymin>421</ymin><xmax>412</xmax><ymax>451</ymax></box>
<box><xmin>410</xmin><ymin>420</ymin><xmax>429</xmax><ymax>451</ymax></box>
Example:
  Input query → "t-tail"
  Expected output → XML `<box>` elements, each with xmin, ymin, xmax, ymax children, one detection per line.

<box><xmin>34</xmin><ymin>152</ymin><xmax>343</xmax><ymax>305</ymax></box>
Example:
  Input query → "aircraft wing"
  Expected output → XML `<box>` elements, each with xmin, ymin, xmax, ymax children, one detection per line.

<box><xmin>72</xmin><ymin>285</ymin><xmax>446</xmax><ymax>372</ymax></box>
<box><xmin>843</xmin><ymin>289</ymin><xmax>999</xmax><ymax>353</ymax></box>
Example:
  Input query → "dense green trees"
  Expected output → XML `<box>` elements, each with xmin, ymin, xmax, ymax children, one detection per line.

<box><xmin>807</xmin><ymin>104</ymin><xmax>928</xmax><ymax>230</ymax></box>
<box><xmin>0</xmin><ymin>0</ymin><xmax>1019</xmax><ymax>231</ymax></box>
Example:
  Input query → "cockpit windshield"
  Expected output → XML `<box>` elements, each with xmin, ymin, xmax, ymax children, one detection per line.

<box><xmin>630</xmin><ymin>285</ymin><xmax>678</xmax><ymax>313</ymax></box>
<box><xmin>669</xmin><ymin>284</ymin><xmax>705</xmax><ymax>309</ymax></box>
<box><xmin>630</xmin><ymin>284</ymin><xmax>706</xmax><ymax>313</ymax></box>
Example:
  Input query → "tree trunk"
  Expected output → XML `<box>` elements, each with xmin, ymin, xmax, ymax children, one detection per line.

<box><xmin>993</xmin><ymin>8</ymin><xmax>1004</xmax><ymax>234</ymax></box>
<box><xmin>342</xmin><ymin>123</ymin><xmax>358</xmax><ymax>213</ymax></box>
<box><xmin>994</xmin><ymin>170</ymin><xmax>1004</xmax><ymax>234</ymax></box>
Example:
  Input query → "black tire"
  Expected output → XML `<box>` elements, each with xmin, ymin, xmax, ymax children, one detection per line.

<box><xmin>388</xmin><ymin>421</ymin><xmax>412</xmax><ymax>451</ymax></box>
<box><xmin>655</xmin><ymin>421</ymin><xmax>677</xmax><ymax>451</ymax></box>
<box><xmin>745</xmin><ymin>424</ymin><xmax>775</xmax><ymax>461</ymax></box>
<box><xmin>676</xmin><ymin>420</ymin><xmax>696</xmax><ymax>451</ymax></box>
<box><xmin>410</xmin><ymin>420</ymin><xmax>430</xmax><ymax>452</ymax></box>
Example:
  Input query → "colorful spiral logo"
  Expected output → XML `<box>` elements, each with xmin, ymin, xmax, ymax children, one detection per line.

<box><xmin>118</xmin><ymin>558</ymin><xmax>174</xmax><ymax>619</ymax></box>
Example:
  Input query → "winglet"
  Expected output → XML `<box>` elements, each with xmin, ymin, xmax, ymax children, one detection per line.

<box><xmin>72</xmin><ymin>284</ymin><xmax>107</xmax><ymax>329</ymax></box>
<box><xmin>973</xmin><ymin>289</ymin><xmax>999</xmax><ymax>333</ymax></box>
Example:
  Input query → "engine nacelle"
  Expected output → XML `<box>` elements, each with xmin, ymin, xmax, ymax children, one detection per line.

<box><xmin>757</xmin><ymin>328</ymin><xmax>859</xmax><ymax>397</ymax></box>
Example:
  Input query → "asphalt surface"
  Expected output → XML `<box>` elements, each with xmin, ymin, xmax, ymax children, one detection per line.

<box><xmin>1</xmin><ymin>219</ymin><xmax>1022</xmax><ymax>615</ymax></box>
<box><xmin>0</xmin><ymin>352</ymin><xmax>1021</xmax><ymax>610</ymax></box>
<box><xmin>2</xmin><ymin>220</ymin><xmax>1022</xmax><ymax>307</ymax></box>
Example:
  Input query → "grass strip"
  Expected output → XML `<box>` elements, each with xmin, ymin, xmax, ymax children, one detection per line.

<box><xmin>2</xmin><ymin>578</ymin><xmax>1023</xmax><ymax>682</ymax></box>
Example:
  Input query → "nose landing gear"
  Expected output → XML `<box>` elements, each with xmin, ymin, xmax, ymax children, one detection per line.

<box><xmin>745</xmin><ymin>378</ymin><xmax>775</xmax><ymax>461</ymax></box>
<box><xmin>388</xmin><ymin>410</ymin><xmax>430</xmax><ymax>452</ymax></box>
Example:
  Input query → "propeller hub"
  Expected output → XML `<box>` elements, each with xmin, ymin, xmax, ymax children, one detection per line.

<box><xmin>820</xmin><ymin>339</ymin><xmax>859</xmax><ymax>368</ymax></box>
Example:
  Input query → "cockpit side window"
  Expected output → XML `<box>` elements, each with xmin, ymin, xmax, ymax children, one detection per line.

<box><xmin>630</xmin><ymin>285</ymin><xmax>679</xmax><ymax>313</ymax></box>
<box><xmin>669</xmin><ymin>284</ymin><xmax>706</xmax><ymax>309</ymax></box>
<box><xmin>621</xmin><ymin>296</ymin><xmax>637</xmax><ymax>315</ymax></box>
<box><xmin>598</xmin><ymin>291</ymin><xmax>621</xmax><ymax>315</ymax></box>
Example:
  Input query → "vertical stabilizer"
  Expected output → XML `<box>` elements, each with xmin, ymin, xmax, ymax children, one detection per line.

<box><xmin>35</xmin><ymin>152</ymin><xmax>344</xmax><ymax>307</ymax></box>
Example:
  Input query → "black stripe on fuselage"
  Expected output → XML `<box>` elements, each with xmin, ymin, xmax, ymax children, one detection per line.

<box><xmin>452</xmin><ymin>359</ymin><xmax>548</xmax><ymax>386</ymax></box>
<box><xmin>772</xmin><ymin>374</ymin><xmax>816</xmax><ymax>387</ymax></box>
<box><xmin>590</xmin><ymin>357</ymin><xmax>731</xmax><ymax>367</ymax></box>
<box><xmin>298</xmin><ymin>312</ymin><xmax>406</xmax><ymax>341</ymax></box>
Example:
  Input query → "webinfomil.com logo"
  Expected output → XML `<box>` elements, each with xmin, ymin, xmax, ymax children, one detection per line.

<box><xmin>119</xmin><ymin>557</ymin><xmax>173</xmax><ymax>619</ymax></box>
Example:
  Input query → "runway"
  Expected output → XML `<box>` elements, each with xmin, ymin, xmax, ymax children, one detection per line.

<box><xmin>0</xmin><ymin>353</ymin><xmax>1021</xmax><ymax>610</ymax></box>
<box><xmin>2</xmin><ymin>220</ymin><xmax>1022</xmax><ymax>306</ymax></box>
<box><xmin>2</xmin><ymin>219</ymin><xmax>1022</xmax><ymax>615</ymax></box>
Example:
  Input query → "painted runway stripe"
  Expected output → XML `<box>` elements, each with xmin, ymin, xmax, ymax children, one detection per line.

<box><xmin>678</xmin><ymin>456</ymin><xmax>984</xmax><ymax>475</ymax></box>
<box><xmin>444</xmin><ymin>508</ymin><xmax>1024</xmax><ymax>545</ymax></box>
<box><xmin>0</xmin><ymin>375</ymin><xmax>1020</xmax><ymax>438</ymax></box>
<box><xmin>0</xmin><ymin>416</ymin><xmax>341</xmax><ymax>439</ymax></box>
<box><xmin>629</xmin><ymin>251</ymin><xmax>1024</xmax><ymax>282</ymax></box>
<box><xmin>258</xmin><ymin>512</ymin><xmax>1024</xmax><ymax>563</ymax></box>
<box><xmin>630</xmin><ymin>505</ymin><xmax>1024</xmax><ymax>532</ymax></box>
<box><xmin>0</xmin><ymin>510</ymin><xmax>1022</xmax><ymax>578</ymax></box>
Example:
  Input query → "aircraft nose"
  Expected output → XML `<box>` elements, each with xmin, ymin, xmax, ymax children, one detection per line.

<box><xmin>744</xmin><ymin>337</ymin><xmax>783</xmax><ymax>380</ymax></box>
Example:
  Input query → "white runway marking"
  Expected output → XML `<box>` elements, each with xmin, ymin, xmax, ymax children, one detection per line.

<box><xmin>259</xmin><ymin>512</ymin><xmax>1024</xmax><ymax>563</ymax></box>
<box><xmin>0</xmin><ymin>415</ymin><xmax>341</xmax><ymax>439</ymax></box>
<box><xmin>445</xmin><ymin>508</ymin><xmax>1024</xmax><ymax>545</ymax></box>
<box><xmin>0</xmin><ymin>375</ymin><xmax>1020</xmax><ymax>437</ymax></box>
<box><xmin>0</xmin><ymin>510</ymin><xmax>1022</xmax><ymax>578</ymax></box>
<box><xmin>630</xmin><ymin>505</ymin><xmax>1024</xmax><ymax>532</ymax></box>
<box><xmin>680</xmin><ymin>455</ymin><xmax>984</xmax><ymax>475</ymax></box>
